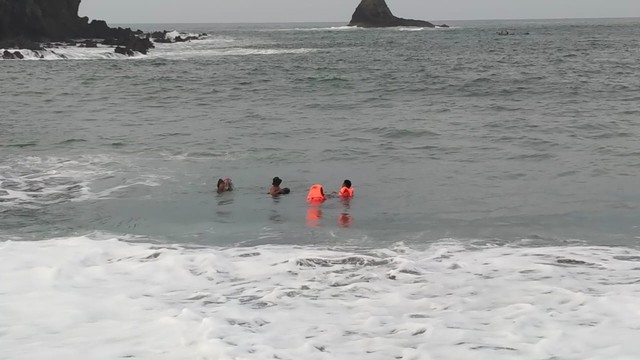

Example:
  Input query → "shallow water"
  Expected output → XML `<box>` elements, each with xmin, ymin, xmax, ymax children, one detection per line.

<box><xmin>2</xmin><ymin>19</ymin><xmax>640</xmax><ymax>359</ymax></box>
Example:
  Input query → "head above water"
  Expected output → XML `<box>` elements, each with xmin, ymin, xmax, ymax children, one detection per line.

<box><xmin>272</xmin><ymin>177</ymin><xmax>282</xmax><ymax>186</ymax></box>
<box><xmin>342</xmin><ymin>180</ymin><xmax>352</xmax><ymax>188</ymax></box>
<box><xmin>217</xmin><ymin>178</ymin><xmax>225</xmax><ymax>188</ymax></box>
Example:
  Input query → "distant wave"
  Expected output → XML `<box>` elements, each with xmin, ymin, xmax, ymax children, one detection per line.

<box><xmin>274</xmin><ymin>26</ymin><xmax>361</xmax><ymax>32</ymax></box>
<box><xmin>397</xmin><ymin>26</ymin><xmax>457</xmax><ymax>31</ymax></box>
<box><xmin>148</xmin><ymin>47</ymin><xmax>317</xmax><ymax>60</ymax></box>
<box><xmin>275</xmin><ymin>26</ymin><xmax>454</xmax><ymax>32</ymax></box>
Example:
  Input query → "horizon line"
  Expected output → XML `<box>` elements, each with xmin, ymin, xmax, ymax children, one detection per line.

<box><xmin>100</xmin><ymin>16</ymin><xmax>640</xmax><ymax>25</ymax></box>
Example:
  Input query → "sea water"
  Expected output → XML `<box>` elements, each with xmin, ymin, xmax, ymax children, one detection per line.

<box><xmin>1</xmin><ymin>19</ymin><xmax>640</xmax><ymax>359</ymax></box>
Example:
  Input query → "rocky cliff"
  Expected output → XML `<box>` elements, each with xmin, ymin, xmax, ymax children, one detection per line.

<box><xmin>348</xmin><ymin>0</ymin><xmax>435</xmax><ymax>28</ymax></box>
<box><xmin>0</xmin><ymin>0</ymin><xmax>152</xmax><ymax>54</ymax></box>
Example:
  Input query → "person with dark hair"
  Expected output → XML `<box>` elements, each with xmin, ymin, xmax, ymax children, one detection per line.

<box><xmin>338</xmin><ymin>179</ymin><xmax>354</xmax><ymax>198</ymax></box>
<box><xmin>217</xmin><ymin>178</ymin><xmax>233</xmax><ymax>193</ymax></box>
<box><xmin>269</xmin><ymin>177</ymin><xmax>290</xmax><ymax>196</ymax></box>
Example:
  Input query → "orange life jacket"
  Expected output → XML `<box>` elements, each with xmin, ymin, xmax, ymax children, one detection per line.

<box><xmin>307</xmin><ymin>184</ymin><xmax>326</xmax><ymax>202</ymax></box>
<box><xmin>339</xmin><ymin>186</ymin><xmax>354</xmax><ymax>198</ymax></box>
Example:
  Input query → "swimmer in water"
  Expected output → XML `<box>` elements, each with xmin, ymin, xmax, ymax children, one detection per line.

<box><xmin>269</xmin><ymin>177</ymin><xmax>290</xmax><ymax>196</ymax></box>
<box><xmin>307</xmin><ymin>183</ymin><xmax>326</xmax><ymax>203</ymax></box>
<box><xmin>338</xmin><ymin>179</ymin><xmax>354</xmax><ymax>198</ymax></box>
<box><xmin>217</xmin><ymin>178</ymin><xmax>233</xmax><ymax>193</ymax></box>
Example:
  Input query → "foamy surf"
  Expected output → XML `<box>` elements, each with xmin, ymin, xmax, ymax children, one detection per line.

<box><xmin>1</xmin><ymin>235</ymin><xmax>639</xmax><ymax>359</ymax></box>
<box><xmin>0</xmin><ymin>155</ymin><xmax>164</xmax><ymax>208</ymax></box>
<box><xmin>148</xmin><ymin>46</ymin><xmax>316</xmax><ymax>60</ymax></box>
<box><xmin>0</xmin><ymin>47</ymin><xmax>144</xmax><ymax>60</ymax></box>
<box><xmin>396</xmin><ymin>26</ymin><xmax>454</xmax><ymax>31</ymax></box>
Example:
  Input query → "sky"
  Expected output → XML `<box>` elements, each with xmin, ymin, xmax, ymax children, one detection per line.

<box><xmin>79</xmin><ymin>0</ymin><xmax>640</xmax><ymax>24</ymax></box>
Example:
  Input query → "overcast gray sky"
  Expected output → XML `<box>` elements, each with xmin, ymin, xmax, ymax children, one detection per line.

<box><xmin>79</xmin><ymin>0</ymin><xmax>640</xmax><ymax>24</ymax></box>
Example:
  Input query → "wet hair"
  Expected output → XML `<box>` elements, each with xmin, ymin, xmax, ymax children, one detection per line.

<box><xmin>343</xmin><ymin>180</ymin><xmax>352</xmax><ymax>188</ymax></box>
<box><xmin>281</xmin><ymin>187</ymin><xmax>290</xmax><ymax>194</ymax></box>
<box><xmin>224</xmin><ymin>178</ymin><xmax>233</xmax><ymax>190</ymax></box>
<box><xmin>272</xmin><ymin>177</ymin><xmax>282</xmax><ymax>186</ymax></box>
<box><xmin>217</xmin><ymin>178</ymin><xmax>225</xmax><ymax>188</ymax></box>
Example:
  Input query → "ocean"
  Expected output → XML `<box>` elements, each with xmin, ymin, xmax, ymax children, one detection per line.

<box><xmin>1</xmin><ymin>18</ymin><xmax>640</xmax><ymax>359</ymax></box>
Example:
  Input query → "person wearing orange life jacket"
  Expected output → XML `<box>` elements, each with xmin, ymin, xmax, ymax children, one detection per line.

<box><xmin>306</xmin><ymin>184</ymin><xmax>326</xmax><ymax>203</ymax></box>
<box><xmin>338</xmin><ymin>179</ymin><xmax>354</xmax><ymax>198</ymax></box>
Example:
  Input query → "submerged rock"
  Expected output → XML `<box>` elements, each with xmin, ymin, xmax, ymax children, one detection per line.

<box><xmin>348</xmin><ymin>0</ymin><xmax>435</xmax><ymax>28</ymax></box>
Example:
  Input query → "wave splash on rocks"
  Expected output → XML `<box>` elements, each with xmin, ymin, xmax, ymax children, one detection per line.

<box><xmin>0</xmin><ymin>0</ymin><xmax>206</xmax><ymax>59</ymax></box>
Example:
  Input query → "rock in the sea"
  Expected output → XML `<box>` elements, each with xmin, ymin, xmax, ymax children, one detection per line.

<box><xmin>2</xmin><ymin>50</ymin><xmax>24</xmax><ymax>59</ymax></box>
<box><xmin>114</xmin><ymin>46</ymin><xmax>134</xmax><ymax>57</ymax></box>
<box><xmin>2</xmin><ymin>50</ymin><xmax>15</xmax><ymax>59</ymax></box>
<box><xmin>150</xmin><ymin>31</ymin><xmax>166</xmax><ymax>39</ymax></box>
<box><xmin>348</xmin><ymin>0</ymin><xmax>435</xmax><ymax>28</ymax></box>
<box><xmin>80</xmin><ymin>39</ymin><xmax>97</xmax><ymax>48</ymax></box>
<box><xmin>174</xmin><ymin>35</ymin><xmax>200</xmax><ymax>43</ymax></box>
<box><xmin>105</xmin><ymin>35</ymin><xmax>153</xmax><ymax>54</ymax></box>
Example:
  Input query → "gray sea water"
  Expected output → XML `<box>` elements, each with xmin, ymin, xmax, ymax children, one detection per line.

<box><xmin>3</xmin><ymin>19</ymin><xmax>640</xmax><ymax>360</ymax></box>
<box><xmin>3</xmin><ymin>19</ymin><xmax>640</xmax><ymax>247</ymax></box>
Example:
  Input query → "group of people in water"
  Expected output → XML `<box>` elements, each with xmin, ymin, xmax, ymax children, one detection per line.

<box><xmin>215</xmin><ymin>176</ymin><xmax>354</xmax><ymax>227</ymax></box>
<box><xmin>216</xmin><ymin>176</ymin><xmax>355</xmax><ymax>202</ymax></box>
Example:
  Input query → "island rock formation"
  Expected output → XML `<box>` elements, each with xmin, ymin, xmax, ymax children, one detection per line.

<box><xmin>0</xmin><ymin>0</ymin><xmax>153</xmax><ymax>55</ymax></box>
<box><xmin>348</xmin><ymin>0</ymin><xmax>436</xmax><ymax>28</ymax></box>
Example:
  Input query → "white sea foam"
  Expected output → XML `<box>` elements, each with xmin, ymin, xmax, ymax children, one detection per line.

<box><xmin>0</xmin><ymin>155</ymin><xmax>163</xmax><ymax>208</ymax></box>
<box><xmin>0</xmin><ymin>47</ymin><xmax>144</xmax><ymax>60</ymax></box>
<box><xmin>2</xmin><ymin>33</ymin><xmax>308</xmax><ymax>61</ymax></box>
<box><xmin>1</xmin><ymin>235</ymin><xmax>639</xmax><ymax>359</ymax></box>
<box><xmin>396</xmin><ymin>26</ymin><xmax>453</xmax><ymax>32</ymax></box>
<box><xmin>164</xmin><ymin>30</ymin><xmax>183</xmax><ymax>40</ymax></box>
<box><xmin>149</xmin><ymin>46</ymin><xmax>316</xmax><ymax>60</ymax></box>
<box><xmin>163</xmin><ymin>31</ymin><xmax>205</xmax><ymax>41</ymax></box>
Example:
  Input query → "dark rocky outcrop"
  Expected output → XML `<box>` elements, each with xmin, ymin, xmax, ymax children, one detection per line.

<box><xmin>348</xmin><ymin>0</ymin><xmax>435</xmax><ymax>28</ymax></box>
<box><xmin>114</xmin><ymin>46</ymin><xmax>134</xmax><ymax>57</ymax></box>
<box><xmin>103</xmin><ymin>35</ymin><xmax>153</xmax><ymax>55</ymax></box>
<box><xmin>150</xmin><ymin>31</ymin><xmax>208</xmax><ymax>44</ymax></box>
<box><xmin>150</xmin><ymin>31</ymin><xmax>171</xmax><ymax>43</ymax></box>
<box><xmin>79</xmin><ymin>39</ymin><xmax>97</xmax><ymax>48</ymax></box>
<box><xmin>2</xmin><ymin>50</ymin><xmax>23</xmax><ymax>59</ymax></box>
<box><xmin>0</xmin><ymin>0</ymin><xmax>153</xmax><ymax>55</ymax></box>
<box><xmin>0</xmin><ymin>37</ymin><xmax>43</xmax><ymax>51</ymax></box>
